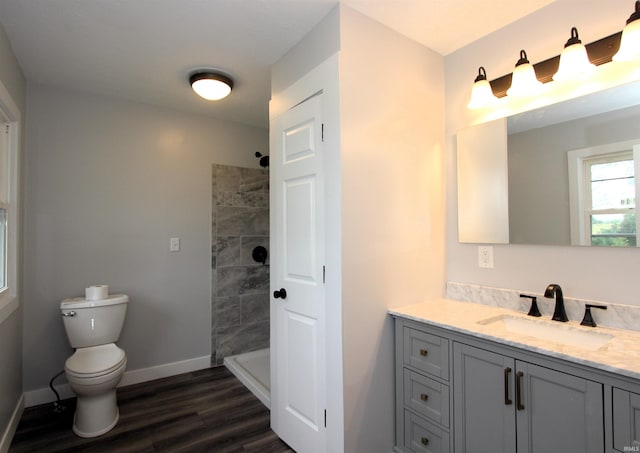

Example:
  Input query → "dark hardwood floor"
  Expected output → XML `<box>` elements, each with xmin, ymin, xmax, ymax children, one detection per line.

<box><xmin>10</xmin><ymin>366</ymin><xmax>294</xmax><ymax>453</ymax></box>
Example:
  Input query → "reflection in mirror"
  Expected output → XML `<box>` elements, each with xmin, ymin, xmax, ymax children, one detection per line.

<box><xmin>457</xmin><ymin>80</ymin><xmax>640</xmax><ymax>247</ymax></box>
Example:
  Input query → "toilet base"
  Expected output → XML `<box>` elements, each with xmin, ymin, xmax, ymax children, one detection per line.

<box><xmin>72</xmin><ymin>388</ymin><xmax>119</xmax><ymax>438</ymax></box>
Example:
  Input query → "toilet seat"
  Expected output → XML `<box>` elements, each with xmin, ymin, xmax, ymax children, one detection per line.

<box><xmin>65</xmin><ymin>343</ymin><xmax>126</xmax><ymax>379</ymax></box>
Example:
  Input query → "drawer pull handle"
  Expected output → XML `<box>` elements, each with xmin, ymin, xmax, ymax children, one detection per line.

<box><xmin>420</xmin><ymin>393</ymin><xmax>429</xmax><ymax>402</ymax></box>
<box><xmin>419</xmin><ymin>348</ymin><xmax>428</xmax><ymax>357</ymax></box>
<box><xmin>504</xmin><ymin>367</ymin><xmax>512</xmax><ymax>405</ymax></box>
<box><xmin>516</xmin><ymin>371</ymin><xmax>525</xmax><ymax>411</ymax></box>
<box><xmin>421</xmin><ymin>437</ymin><xmax>429</xmax><ymax>446</ymax></box>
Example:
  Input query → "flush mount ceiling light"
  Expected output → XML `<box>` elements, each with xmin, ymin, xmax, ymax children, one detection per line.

<box><xmin>613</xmin><ymin>1</ymin><xmax>640</xmax><ymax>62</ymax></box>
<box><xmin>553</xmin><ymin>27</ymin><xmax>596</xmax><ymax>81</ymax></box>
<box><xmin>467</xmin><ymin>66</ymin><xmax>498</xmax><ymax>109</ymax></box>
<box><xmin>506</xmin><ymin>50</ymin><xmax>544</xmax><ymax>97</ymax></box>
<box><xmin>189</xmin><ymin>71</ymin><xmax>233</xmax><ymax>101</ymax></box>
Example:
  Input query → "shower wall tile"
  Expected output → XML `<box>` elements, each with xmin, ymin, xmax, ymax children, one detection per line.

<box><xmin>212</xmin><ymin>163</ymin><xmax>270</xmax><ymax>364</ymax></box>
<box><xmin>243</xmin><ymin>266</ymin><xmax>270</xmax><ymax>293</ymax></box>
<box><xmin>215</xmin><ymin>321</ymin><xmax>270</xmax><ymax>365</ymax></box>
<box><xmin>217</xmin><ymin>206</ymin><xmax>269</xmax><ymax>236</ymax></box>
<box><xmin>241</xmin><ymin>294</ymin><xmax>270</xmax><ymax>324</ymax></box>
<box><xmin>240</xmin><ymin>167</ymin><xmax>269</xmax><ymax>192</ymax></box>
<box><xmin>216</xmin><ymin>165</ymin><xmax>241</xmax><ymax>192</ymax></box>
<box><xmin>217</xmin><ymin>236</ymin><xmax>242</xmax><ymax>267</ymax></box>
<box><xmin>217</xmin><ymin>267</ymin><xmax>246</xmax><ymax>297</ymax></box>
<box><xmin>216</xmin><ymin>296</ymin><xmax>241</xmax><ymax>328</ymax></box>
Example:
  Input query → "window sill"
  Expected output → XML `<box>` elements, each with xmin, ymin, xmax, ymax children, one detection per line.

<box><xmin>0</xmin><ymin>296</ymin><xmax>18</xmax><ymax>325</ymax></box>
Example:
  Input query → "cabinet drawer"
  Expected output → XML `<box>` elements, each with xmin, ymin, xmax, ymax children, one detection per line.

<box><xmin>404</xmin><ymin>410</ymin><xmax>450</xmax><ymax>453</ymax></box>
<box><xmin>404</xmin><ymin>369</ymin><xmax>450</xmax><ymax>427</ymax></box>
<box><xmin>403</xmin><ymin>327</ymin><xmax>449</xmax><ymax>380</ymax></box>
<box><xmin>613</xmin><ymin>388</ymin><xmax>640</xmax><ymax>452</ymax></box>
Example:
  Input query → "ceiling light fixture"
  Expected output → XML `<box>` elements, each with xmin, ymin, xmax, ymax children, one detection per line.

<box><xmin>506</xmin><ymin>50</ymin><xmax>544</xmax><ymax>97</ymax></box>
<box><xmin>613</xmin><ymin>0</ymin><xmax>640</xmax><ymax>62</ymax></box>
<box><xmin>189</xmin><ymin>71</ymin><xmax>233</xmax><ymax>101</ymax></box>
<box><xmin>553</xmin><ymin>27</ymin><xmax>596</xmax><ymax>81</ymax></box>
<box><xmin>467</xmin><ymin>67</ymin><xmax>498</xmax><ymax>109</ymax></box>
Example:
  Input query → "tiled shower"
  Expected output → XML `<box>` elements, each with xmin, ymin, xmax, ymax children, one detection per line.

<box><xmin>211</xmin><ymin>164</ymin><xmax>270</xmax><ymax>365</ymax></box>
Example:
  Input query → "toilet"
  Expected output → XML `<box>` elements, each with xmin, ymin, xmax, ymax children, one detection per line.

<box><xmin>60</xmin><ymin>292</ymin><xmax>128</xmax><ymax>438</ymax></box>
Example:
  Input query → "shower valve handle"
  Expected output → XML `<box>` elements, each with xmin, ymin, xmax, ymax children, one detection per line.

<box><xmin>273</xmin><ymin>288</ymin><xmax>287</xmax><ymax>299</ymax></box>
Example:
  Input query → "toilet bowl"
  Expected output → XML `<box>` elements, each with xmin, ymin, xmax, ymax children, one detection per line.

<box><xmin>60</xmin><ymin>292</ymin><xmax>128</xmax><ymax>438</ymax></box>
<box><xmin>65</xmin><ymin>344</ymin><xmax>127</xmax><ymax>437</ymax></box>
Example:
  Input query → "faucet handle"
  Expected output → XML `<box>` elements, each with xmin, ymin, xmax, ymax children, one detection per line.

<box><xmin>520</xmin><ymin>294</ymin><xmax>541</xmax><ymax>317</ymax></box>
<box><xmin>580</xmin><ymin>304</ymin><xmax>607</xmax><ymax>327</ymax></box>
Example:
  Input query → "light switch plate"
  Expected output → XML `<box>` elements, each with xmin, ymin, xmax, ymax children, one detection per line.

<box><xmin>478</xmin><ymin>245</ymin><xmax>494</xmax><ymax>268</ymax></box>
<box><xmin>170</xmin><ymin>237</ymin><xmax>180</xmax><ymax>252</ymax></box>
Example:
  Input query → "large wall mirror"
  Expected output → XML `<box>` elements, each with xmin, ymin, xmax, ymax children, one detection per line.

<box><xmin>457</xmin><ymin>80</ymin><xmax>640</xmax><ymax>247</ymax></box>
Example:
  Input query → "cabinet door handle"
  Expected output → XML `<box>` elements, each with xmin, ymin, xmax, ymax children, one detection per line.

<box><xmin>421</xmin><ymin>437</ymin><xmax>429</xmax><ymax>446</ymax></box>
<box><xmin>516</xmin><ymin>371</ymin><xmax>525</xmax><ymax>410</ymax></box>
<box><xmin>419</xmin><ymin>348</ymin><xmax>428</xmax><ymax>357</ymax></box>
<box><xmin>504</xmin><ymin>367</ymin><xmax>512</xmax><ymax>405</ymax></box>
<box><xmin>420</xmin><ymin>393</ymin><xmax>429</xmax><ymax>402</ymax></box>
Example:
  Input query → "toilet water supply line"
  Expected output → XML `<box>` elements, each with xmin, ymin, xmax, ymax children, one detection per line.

<box><xmin>49</xmin><ymin>370</ymin><xmax>66</xmax><ymax>413</ymax></box>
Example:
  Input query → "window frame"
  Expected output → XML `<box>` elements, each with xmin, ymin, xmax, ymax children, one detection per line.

<box><xmin>0</xmin><ymin>80</ymin><xmax>20</xmax><ymax>325</ymax></box>
<box><xmin>568</xmin><ymin>140</ymin><xmax>640</xmax><ymax>246</ymax></box>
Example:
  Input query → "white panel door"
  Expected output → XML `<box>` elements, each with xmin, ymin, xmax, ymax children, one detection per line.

<box><xmin>270</xmin><ymin>93</ymin><xmax>326</xmax><ymax>453</ymax></box>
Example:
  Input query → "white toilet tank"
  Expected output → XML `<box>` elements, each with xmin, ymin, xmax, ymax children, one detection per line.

<box><xmin>60</xmin><ymin>294</ymin><xmax>128</xmax><ymax>348</ymax></box>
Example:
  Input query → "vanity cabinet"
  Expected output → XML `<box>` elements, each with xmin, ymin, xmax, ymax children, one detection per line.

<box><xmin>394</xmin><ymin>315</ymin><xmax>640</xmax><ymax>453</ymax></box>
<box><xmin>453</xmin><ymin>342</ymin><xmax>603</xmax><ymax>453</ymax></box>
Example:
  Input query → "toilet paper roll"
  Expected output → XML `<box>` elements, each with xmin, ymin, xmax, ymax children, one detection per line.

<box><xmin>85</xmin><ymin>285</ymin><xmax>109</xmax><ymax>301</ymax></box>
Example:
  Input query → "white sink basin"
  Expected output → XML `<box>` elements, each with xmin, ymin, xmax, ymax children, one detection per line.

<box><xmin>477</xmin><ymin>314</ymin><xmax>613</xmax><ymax>350</ymax></box>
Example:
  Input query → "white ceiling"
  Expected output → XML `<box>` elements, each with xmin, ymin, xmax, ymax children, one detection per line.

<box><xmin>0</xmin><ymin>0</ymin><xmax>556</xmax><ymax>129</ymax></box>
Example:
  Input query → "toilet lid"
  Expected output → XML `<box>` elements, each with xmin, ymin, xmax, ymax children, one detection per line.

<box><xmin>65</xmin><ymin>343</ymin><xmax>126</xmax><ymax>378</ymax></box>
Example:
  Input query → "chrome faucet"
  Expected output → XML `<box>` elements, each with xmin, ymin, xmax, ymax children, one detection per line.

<box><xmin>544</xmin><ymin>284</ymin><xmax>569</xmax><ymax>322</ymax></box>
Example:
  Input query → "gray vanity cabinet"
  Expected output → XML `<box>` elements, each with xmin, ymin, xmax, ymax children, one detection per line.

<box><xmin>392</xmin><ymin>316</ymin><xmax>630</xmax><ymax>453</ymax></box>
<box><xmin>453</xmin><ymin>342</ymin><xmax>604</xmax><ymax>453</ymax></box>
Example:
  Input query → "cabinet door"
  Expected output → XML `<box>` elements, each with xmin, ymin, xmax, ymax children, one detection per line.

<box><xmin>612</xmin><ymin>388</ymin><xmax>640</xmax><ymax>451</ymax></box>
<box><xmin>453</xmin><ymin>343</ymin><xmax>516</xmax><ymax>453</ymax></box>
<box><xmin>515</xmin><ymin>361</ymin><xmax>603</xmax><ymax>453</ymax></box>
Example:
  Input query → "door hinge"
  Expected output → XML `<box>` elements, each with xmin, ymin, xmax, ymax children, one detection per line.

<box><xmin>324</xmin><ymin>409</ymin><xmax>327</xmax><ymax>427</ymax></box>
<box><xmin>321</xmin><ymin>123</ymin><xmax>324</xmax><ymax>142</ymax></box>
<box><xmin>322</xmin><ymin>265</ymin><xmax>325</xmax><ymax>284</ymax></box>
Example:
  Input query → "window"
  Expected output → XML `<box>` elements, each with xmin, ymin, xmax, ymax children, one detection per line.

<box><xmin>0</xmin><ymin>125</ymin><xmax>8</xmax><ymax>290</ymax></box>
<box><xmin>586</xmin><ymin>153</ymin><xmax>635</xmax><ymax>246</ymax></box>
<box><xmin>568</xmin><ymin>141</ymin><xmax>640</xmax><ymax>246</ymax></box>
<box><xmin>0</xmin><ymin>80</ymin><xmax>19</xmax><ymax>324</ymax></box>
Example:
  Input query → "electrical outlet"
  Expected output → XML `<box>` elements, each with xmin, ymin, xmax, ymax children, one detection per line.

<box><xmin>170</xmin><ymin>237</ymin><xmax>180</xmax><ymax>252</ymax></box>
<box><xmin>478</xmin><ymin>245</ymin><xmax>494</xmax><ymax>268</ymax></box>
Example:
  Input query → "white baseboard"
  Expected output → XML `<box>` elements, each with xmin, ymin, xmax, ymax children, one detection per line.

<box><xmin>24</xmin><ymin>355</ymin><xmax>211</xmax><ymax>408</ymax></box>
<box><xmin>0</xmin><ymin>394</ymin><xmax>24</xmax><ymax>453</ymax></box>
<box><xmin>118</xmin><ymin>355</ymin><xmax>211</xmax><ymax>387</ymax></box>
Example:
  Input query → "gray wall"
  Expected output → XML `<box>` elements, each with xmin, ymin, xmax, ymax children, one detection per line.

<box><xmin>23</xmin><ymin>83</ymin><xmax>268</xmax><ymax>393</ymax></box>
<box><xmin>211</xmin><ymin>164</ymin><xmax>269</xmax><ymax>364</ymax></box>
<box><xmin>0</xmin><ymin>19</ymin><xmax>25</xmax><ymax>444</ymax></box>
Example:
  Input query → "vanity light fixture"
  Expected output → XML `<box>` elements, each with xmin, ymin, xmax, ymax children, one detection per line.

<box><xmin>189</xmin><ymin>71</ymin><xmax>233</xmax><ymax>101</ymax></box>
<box><xmin>613</xmin><ymin>0</ymin><xmax>640</xmax><ymax>62</ymax></box>
<box><xmin>552</xmin><ymin>27</ymin><xmax>596</xmax><ymax>81</ymax></box>
<box><xmin>506</xmin><ymin>50</ymin><xmax>544</xmax><ymax>97</ymax></box>
<box><xmin>467</xmin><ymin>67</ymin><xmax>499</xmax><ymax>109</ymax></box>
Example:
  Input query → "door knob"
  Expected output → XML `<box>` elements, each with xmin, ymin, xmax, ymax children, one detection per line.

<box><xmin>273</xmin><ymin>288</ymin><xmax>287</xmax><ymax>299</ymax></box>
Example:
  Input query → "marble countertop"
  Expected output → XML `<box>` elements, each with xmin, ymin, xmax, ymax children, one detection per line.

<box><xmin>389</xmin><ymin>298</ymin><xmax>640</xmax><ymax>381</ymax></box>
